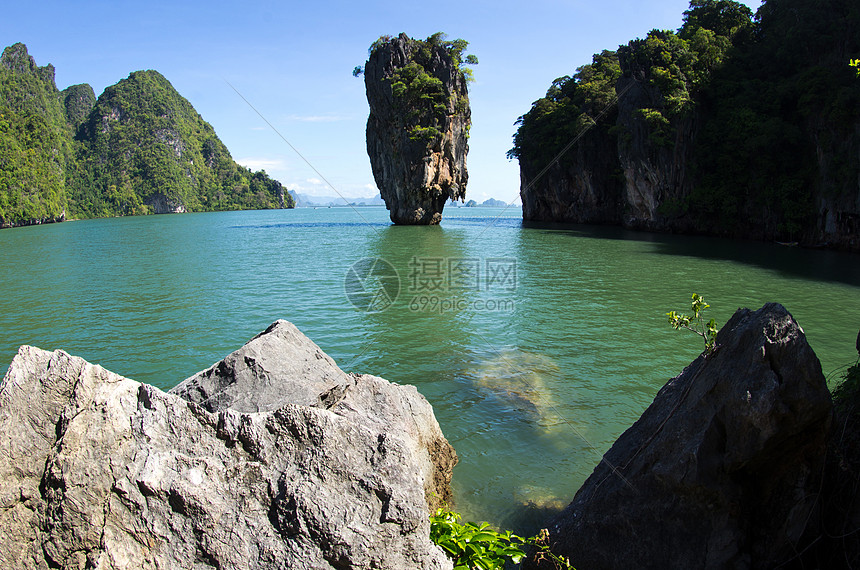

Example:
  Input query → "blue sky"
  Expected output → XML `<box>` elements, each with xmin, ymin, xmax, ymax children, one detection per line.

<box><xmin>5</xmin><ymin>0</ymin><xmax>761</xmax><ymax>203</ymax></box>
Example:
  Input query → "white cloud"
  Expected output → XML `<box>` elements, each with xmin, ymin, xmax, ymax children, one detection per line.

<box><xmin>286</xmin><ymin>114</ymin><xmax>348</xmax><ymax>123</ymax></box>
<box><xmin>237</xmin><ymin>158</ymin><xmax>284</xmax><ymax>171</ymax></box>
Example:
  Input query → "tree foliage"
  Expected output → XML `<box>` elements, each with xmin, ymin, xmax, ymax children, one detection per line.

<box><xmin>666</xmin><ymin>293</ymin><xmax>719</xmax><ymax>353</ymax></box>
<box><xmin>73</xmin><ymin>69</ymin><xmax>292</xmax><ymax>217</ymax></box>
<box><xmin>508</xmin><ymin>50</ymin><xmax>621</xmax><ymax>163</ymax></box>
<box><xmin>509</xmin><ymin>0</ymin><xmax>860</xmax><ymax>242</ymax></box>
<box><xmin>686</xmin><ymin>0</ymin><xmax>860</xmax><ymax>239</ymax></box>
<box><xmin>429</xmin><ymin>507</ymin><xmax>574</xmax><ymax>569</ymax></box>
<box><xmin>0</xmin><ymin>43</ymin><xmax>73</xmax><ymax>226</ymax></box>
<box><xmin>1</xmin><ymin>43</ymin><xmax>293</xmax><ymax>228</ymax></box>
<box><xmin>365</xmin><ymin>33</ymin><xmax>476</xmax><ymax>146</ymax></box>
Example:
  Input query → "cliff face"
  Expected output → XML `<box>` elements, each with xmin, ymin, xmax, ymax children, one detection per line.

<box><xmin>364</xmin><ymin>33</ymin><xmax>471</xmax><ymax>225</ymax></box>
<box><xmin>513</xmin><ymin>0</ymin><xmax>860</xmax><ymax>250</ymax></box>
<box><xmin>519</xmin><ymin>124</ymin><xmax>623</xmax><ymax>224</ymax></box>
<box><xmin>0</xmin><ymin>43</ymin><xmax>74</xmax><ymax>228</ymax></box>
<box><xmin>809</xmin><ymin>110</ymin><xmax>860</xmax><ymax>249</ymax></box>
<box><xmin>614</xmin><ymin>49</ymin><xmax>699</xmax><ymax>231</ymax></box>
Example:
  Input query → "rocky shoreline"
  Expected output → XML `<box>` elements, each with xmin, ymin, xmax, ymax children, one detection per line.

<box><xmin>1</xmin><ymin>308</ymin><xmax>858</xmax><ymax>569</ymax></box>
<box><xmin>526</xmin><ymin>303</ymin><xmax>836</xmax><ymax>568</ymax></box>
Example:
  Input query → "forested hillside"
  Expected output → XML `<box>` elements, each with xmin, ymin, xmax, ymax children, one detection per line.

<box><xmin>0</xmin><ymin>43</ymin><xmax>73</xmax><ymax>226</ymax></box>
<box><xmin>0</xmin><ymin>43</ymin><xmax>293</xmax><ymax>228</ymax></box>
<box><xmin>509</xmin><ymin>0</ymin><xmax>860</xmax><ymax>250</ymax></box>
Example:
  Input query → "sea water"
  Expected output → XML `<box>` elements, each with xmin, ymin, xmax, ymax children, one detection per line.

<box><xmin>1</xmin><ymin>206</ymin><xmax>858</xmax><ymax>532</ymax></box>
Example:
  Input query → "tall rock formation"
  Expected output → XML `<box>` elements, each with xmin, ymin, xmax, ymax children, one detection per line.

<box><xmin>0</xmin><ymin>320</ymin><xmax>455</xmax><ymax>569</ymax></box>
<box><xmin>363</xmin><ymin>33</ymin><xmax>473</xmax><ymax>225</ymax></box>
<box><xmin>614</xmin><ymin>34</ymin><xmax>699</xmax><ymax>231</ymax></box>
<box><xmin>515</xmin><ymin>50</ymin><xmax>625</xmax><ymax>224</ymax></box>
<box><xmin>526</xmin><ymin>304</ymin><xmax>833</xmax><ymax>569</ymax></box>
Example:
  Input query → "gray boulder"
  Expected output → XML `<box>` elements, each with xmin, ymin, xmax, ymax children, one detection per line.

<box><xmin>0</xmin><ymin>321</ymin><xmax>455</xmax><ymax>569</ymax></box>
<box><xmin>170</xmin><ymin>319</ymin><xmax>457</xmax><ymax>510</ymax></box>
<box><xmin>528</xmin><ymin>303</ymin><xmax>833</xmax><ymax>569</ymax></box>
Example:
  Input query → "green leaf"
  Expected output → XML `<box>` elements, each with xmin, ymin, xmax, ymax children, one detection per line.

<box><xmin>469</xmin><ymin>532</ymin><xmax>499</xmax><ymax>543</ymax></box>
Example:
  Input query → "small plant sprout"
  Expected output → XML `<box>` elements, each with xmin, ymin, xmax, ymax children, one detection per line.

<box><xmin>666</xmin><ymin>293</ymin><xmax>719</xmax><ymax>354</ymax></box>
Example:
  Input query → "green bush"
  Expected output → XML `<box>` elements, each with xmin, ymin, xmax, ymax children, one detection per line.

<box><xmin>429</xmin><ymin>507</ymin><xmax>575</xmax><ymax>569</ymax></box>
<box><xmin>832</xmin><ymin>362</ymin><xmax>860</xmax><ymax>412</ymax></box>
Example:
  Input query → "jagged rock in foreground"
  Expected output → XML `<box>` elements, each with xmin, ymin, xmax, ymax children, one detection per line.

<box><xmin>363</xmin><ymin>33</ymin><xmax>471</xmax><ymax>225</ymax></box>
<box><xmin>0</xmin><ymin>320</ymin><xmax>454</xmax><ymax>569</ymax></box>
<box><xmin>170</xmin><ymin>320</ymin><xmax>457</xmax><ymax>510</ymax></box>
<box><xmin>528</xmin><ymin>303</ymin><xmax>833</xmax><ymax>569</ymax></box>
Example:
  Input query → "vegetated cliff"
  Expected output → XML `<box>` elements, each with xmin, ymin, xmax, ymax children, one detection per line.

<box><xmin>0</xmin><ymin>42</ymin><xmax>294</xmax><ymax>227</ymax></box>
<box><xmin>0</xmin><ymin>320</ymin><xmax>455</xmax><ymax>569</ymax></box>
<box><xmin>0</xmin><ymin>43</ymin><xmax>74</xmax><ymax>227</ymax></box>
<box><xmin>74</xmin><ymin>70</ymin><xmax>292</xmax><ymax>216</ymax></box>
<box><xmin>363</xmin><ymin>33</ymin><xmax>474</xmax><ymax>225</ymax></box>
<box><xmin>510</xmin><ymin>0</ymin><xmax>860</xmax><ymax>250</ymax></box>
<box><xmin>526</xmin><ymin>303</ymin><xmax>835</xmax><ymax>569</ymax></box>
<box><xmin>61</xmin><ymin>83</ymin><xmax>96</xmax><ymax>130</ymax></box>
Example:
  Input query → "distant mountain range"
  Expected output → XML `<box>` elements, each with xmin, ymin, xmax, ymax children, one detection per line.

<box><xmin>288</xmin><ymin>191</ymin><xmax>385</xmax><ymax>207</ymax></box>
<box><xmin>289</xmin><ymin>192</ymin><xmax>512</xmax><ymax>209</ymax></box>
<box><xmin>456</xmin><ymin>198</ymin><xmax>510</xmax><ymax>208</ymax></box>
<box><xmin>474</xmin><ymin>198</ymin><xmax>508</xmax><ymax>208</ymax></box>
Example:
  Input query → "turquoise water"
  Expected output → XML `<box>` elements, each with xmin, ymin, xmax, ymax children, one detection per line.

<box><xmin>1</xmin><ymin>206</ymin><xmax>859</xmax><ymax>532</ymax></box>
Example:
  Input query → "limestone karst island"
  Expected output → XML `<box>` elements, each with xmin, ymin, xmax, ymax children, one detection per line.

<box><xmin>0</xmin><ymin>43</ymin><xmax>294</xmax><ymax>229</ymax></box>
<box><xmin>359</xmin><ymin>33</ymin><xmax>474</xmax><ymax>225</ymax></box>
<box><xmin>1</xmin><ymin>0</ymin><xmax>860</xmax><ymax>568</ymax></box>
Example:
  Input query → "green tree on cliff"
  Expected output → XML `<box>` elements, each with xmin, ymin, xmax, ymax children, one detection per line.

<box><xmin>509</xmin><ymin>0</ymin><xmax>860</xmax><ymax>243</ymax></box>
<box><xmin>73</xmin><ymin>69</ymin><xmax>293</xmax><ymax>217</ymax></box>
<box><xmin>362</xmin><ymin>33</ymin><xmax>477</xmax><ymax>144</ymax></box>
<box><xmin>0</xmin><ymin>43</ymin><xmax>75</xmax><ymax>227</ymax></box>
<box><xmin>507</xmin><ymin>49</ymin><xmax>620</xmax><ymax>163</ymax></box>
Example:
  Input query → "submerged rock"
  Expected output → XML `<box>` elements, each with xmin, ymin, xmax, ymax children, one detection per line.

<box><xmin>528</xmin><ymin>303</ymin><xmax>833</xmax><ymax>569</ymax></box>
<box><xmin>0</xmin><ymin>321</ymin><xmax>455</xmax><ymax>569</ymax></box>
<box><xmin>470</xmin><ymin>348</ymin><xmax>561</xmax><ymax>428</ymax></box>
<box><xmin>363</xmin><ymin>33</ymin><xmax>472</xmax><ymax>225</ymax></box>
